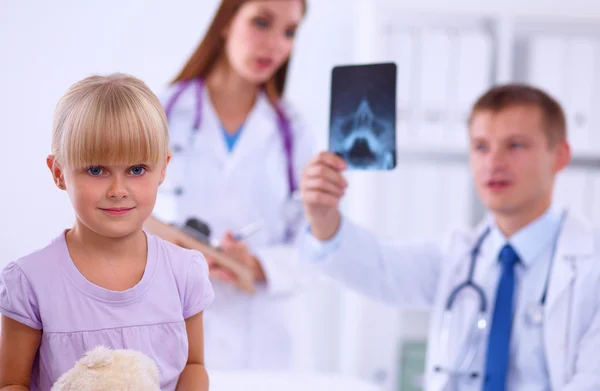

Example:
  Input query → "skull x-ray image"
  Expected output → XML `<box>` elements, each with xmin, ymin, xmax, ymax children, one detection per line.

<box><xmin>328</xmin><ymin>62</ymin><xmax>396</xmax><ymax>170</ymax></box>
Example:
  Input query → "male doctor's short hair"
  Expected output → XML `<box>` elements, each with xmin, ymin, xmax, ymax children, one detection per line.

<box><xmin>51</xmin><ymin>73</ymin><xmax>170</xmax><ymax>169</ymax></box>
<box><xmin>468</xmin><ymin>83</ymin><xmax>567</xmax><ymax>147</ymax></box>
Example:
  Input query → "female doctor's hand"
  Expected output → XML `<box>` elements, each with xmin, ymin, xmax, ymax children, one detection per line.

<box><xmin>209</xmin><ymin>232</ymin><xmax>266</xmax><ymax>284</ymax></box>
<box><xmin>300</xmin><ymin>151</ymin><xmax>348</xmax><ymax>241</ymax></box>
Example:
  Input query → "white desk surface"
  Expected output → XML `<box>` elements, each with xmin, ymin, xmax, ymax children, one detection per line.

<box><xmin>208</xmin><ymin>370</ymin><xmax>383</xmax><ymax>391</ymax></box>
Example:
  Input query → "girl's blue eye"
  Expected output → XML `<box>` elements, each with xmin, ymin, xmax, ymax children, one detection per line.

<box><xmin>130</xmin><ymin>166</ymin><xmax>146</xmax><ymax>176</ymax></box>
<box><xmin>88</xmin><ymin>167</ymin><xmax>104</xmax><ymax>176</ymax></box>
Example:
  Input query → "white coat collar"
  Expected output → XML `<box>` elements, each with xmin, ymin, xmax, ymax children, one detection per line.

<box><xmin>201</xmin><ymin>86</ymin><xmax>280</xmax><ymax>178</ymax></box>
<box><xmin>469</xmin><ymin>207</ymin><xmax>592</xmax><ymax>312</ymax></box>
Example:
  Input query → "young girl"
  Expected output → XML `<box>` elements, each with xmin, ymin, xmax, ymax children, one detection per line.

<box><xmin>0</xmin><ymin>74</ymin><xmax>214</xmax><ymax>391</ymax></box>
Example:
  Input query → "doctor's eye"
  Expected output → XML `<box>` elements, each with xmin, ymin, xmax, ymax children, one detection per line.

<box><xmin>87</xmin><ymin>166</ymin><xmax>105</xmax><ymax>176</ymax></box>
<box><xmin>252</xmin><ymin>17</ymin><xmax>270</xmax><ymax>29</ymax></box>
<box><xmin>129</xmin><ymin>166</ymin><xmax>146</xmax><ymax>176</ymax></box>
<box><xmin>472</xmin><ymin>143</ymin><xmax>488</xmax><ymax>152</ymax></box>
<box><xmin>285</xmin><ymin>27</ymin><xmax>296</xmax><ymax>39</ymax></box>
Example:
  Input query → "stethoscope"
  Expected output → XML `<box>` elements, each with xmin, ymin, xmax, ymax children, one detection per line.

<box><xmin>162</xmin><ymin>77</ymin><xmax>303</xmax><ymax>241</ymax></box>
<box><xmin>433</xmin><ymin>211</ymin><xmax>567</xmax><ymax>381</ymax></box>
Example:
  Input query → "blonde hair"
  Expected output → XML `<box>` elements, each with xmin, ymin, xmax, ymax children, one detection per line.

<box><xmin>51</xmin><ymin>73</ymin><xmax>169</xmax><ymax>169</ymax></box>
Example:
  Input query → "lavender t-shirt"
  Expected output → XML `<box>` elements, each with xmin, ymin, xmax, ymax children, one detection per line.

<box><xmin>0</xmin><ymin>231</ymin><xmax>214</xmax><ymax>391</ymax></box>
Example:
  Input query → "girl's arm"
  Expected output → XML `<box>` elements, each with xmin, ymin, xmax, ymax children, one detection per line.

<box><xmin>0</xmin><ymin>316</ymin><xmax>41</xmax><ymax>390</ymax></box>
<box><xmin>176</xmin><ymin>312</ymin><xmax>208</xmax><ymax>391</ymax></box>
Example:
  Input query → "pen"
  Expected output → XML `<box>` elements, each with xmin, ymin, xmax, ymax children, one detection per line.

<box><xmin>232</xmin><ymin>219</ymin><xmax>264</xmax><ymax>241</ymax></box>
<box><xmin>213</xmin><ymin>219</ymin><xmax>265</xmax><ymax>249</ymax></box>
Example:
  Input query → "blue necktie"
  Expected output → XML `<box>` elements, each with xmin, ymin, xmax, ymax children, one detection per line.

<box><xmin>483</xmin><ymin>244</ymin><xmax>519</xmax><ymax>391</ymax></box>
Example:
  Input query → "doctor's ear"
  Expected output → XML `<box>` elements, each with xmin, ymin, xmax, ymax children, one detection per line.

<box><xmin>46</xmin><ymin>155</ymin><xmax>66</xmax><ymax>190</ymax></box>
<box><xmin>553</xmin><ymin>140</ymin><xmax>571</xmax><ymax>173</ymax></box>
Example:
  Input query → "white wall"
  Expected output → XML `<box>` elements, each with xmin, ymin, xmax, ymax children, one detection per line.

<box><xmin>0</xmin><ymin>0</ymin><xmax>354</xmax><ymax>263</ymax></box>
<box><xmin>0</xmin><ymin>0</ymin><xmax>210</xmax><ymax>260</ymax></box>
<box><xmin>377</xmin><ymin>0</ymin><xmax>600</xmax><ymax>17</ymax></box>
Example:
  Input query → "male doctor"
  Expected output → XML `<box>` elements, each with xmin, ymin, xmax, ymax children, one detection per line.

<box><xmin>298</xmin><ymin>84</ymin><xmax>600</xmax><ymax>390</ymax></box>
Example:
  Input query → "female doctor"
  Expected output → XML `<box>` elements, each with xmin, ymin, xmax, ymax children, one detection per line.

<box><xmin>298</xmin><ymin>84</ymin><xmax>600</xmax><ymax>390</ymax></box>
<box><xmin>145</xmin><ymin>0</ymin><xmax>315</xmax><ymax>371</ymax></box>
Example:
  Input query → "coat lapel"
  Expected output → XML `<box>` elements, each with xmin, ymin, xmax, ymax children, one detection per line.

<box><xmin>194</xmin><ymin>85</ymin><xmax>228</xmax><ymax>163</ymax></box>
<box><xmin>543</xmin><ymin>211</ymin><xmax>593</xmax><ymax>389</ymax></box>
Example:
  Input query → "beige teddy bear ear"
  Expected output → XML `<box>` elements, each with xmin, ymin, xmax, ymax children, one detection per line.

<box><xmin>79</xmin><ymin>346</ymin><xmax>115</xmax><ymax>369</ymax></box>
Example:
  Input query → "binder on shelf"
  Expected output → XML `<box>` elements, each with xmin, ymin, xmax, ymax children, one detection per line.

<box><xmin>564</xmin><ymin>38</ymin><xmax>595</xmax><ymax>154</ymax></box>
<box><xmin>450</xmin><ymin>31</ymin><xmax>494</xmax><ymax>148</ymax></box>
<box><xmin>415</xmin><ymin>29</ymin><xmax>452</xmax><ymax>146</ymax></box>
<box><xmin>527</xmin><ymin>36</ymin><xmax>568</xmax><ymax>108</ymax></box>
<box><xmin>385</xmin><ymin>30</ymin><xmax>417</xmax><ymax>145</ymax></box>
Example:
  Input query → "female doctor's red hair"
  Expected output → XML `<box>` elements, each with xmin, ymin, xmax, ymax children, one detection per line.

<box><xmin>171</xmin><ymin>0</ymin><xmax>307</xmax><ymax>103</ymax></box>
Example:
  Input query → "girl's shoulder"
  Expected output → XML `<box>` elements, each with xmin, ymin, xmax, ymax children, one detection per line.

<box><xmin>150</xmin><ymin>233</ymin><xmax>207</xmax><ymax>269</ymax></box>
<box><xmin>149</xmin><ymin>233</ymin><xmax>212</xmax><ymax>289</ymax></box>
<box><xmin>149</xmin><ymin>234</ymin><xmax>214</xmax><ymax>318</ymax></box>
<box><xmin>0</xmin><ymin>232</ymin><xmax>68</xmax><ymax>330</ymax></box>
<box><xmin>7</xmin><ymin>231</ymin><xmax>68</xmax><ymax>281</ymax></box>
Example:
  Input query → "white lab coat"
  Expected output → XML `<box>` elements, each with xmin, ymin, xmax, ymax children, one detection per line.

<box><xmin>301</xmin><ymin>210</ymin><xmax>600</xmax><ymax>390</ymax></box>
<box><xmin>153</xmin><ymin>81</ymin><xmax>317</xmax><ymax>370</ymax></box>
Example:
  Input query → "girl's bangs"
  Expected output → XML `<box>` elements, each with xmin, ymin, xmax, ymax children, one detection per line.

<box><xmin>60</xmin><ymin>88</ymin><xmax>168</xmax><ymax>169</ymax></box>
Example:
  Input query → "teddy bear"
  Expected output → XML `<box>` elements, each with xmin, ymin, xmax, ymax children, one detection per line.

<box><xmin>51</xmin><ymin>346</ymin><xmax>161</xmax><ymax>391</ymax></box>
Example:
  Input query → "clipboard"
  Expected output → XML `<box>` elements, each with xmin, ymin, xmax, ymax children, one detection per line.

<box><xmin>144</xmin><ymin>217</ymin><xmax>256</xmax><ymax>293</ymax></box>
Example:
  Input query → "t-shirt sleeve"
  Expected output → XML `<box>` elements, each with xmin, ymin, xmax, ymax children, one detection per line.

<box><xmin>0</xmin><ymin>262</ymin><xmax>42</xmax><ymax>329</ymax></box>
<box><xmin>182</xmin><ymin>251</ymin><xmax>215</xmax><ymax>319</ymax></box>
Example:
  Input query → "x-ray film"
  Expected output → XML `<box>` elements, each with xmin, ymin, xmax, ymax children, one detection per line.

<box><xmin>329</xmin><ymin>62</ymin><xmax>397</xmax><ymax>170</ymax></box>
